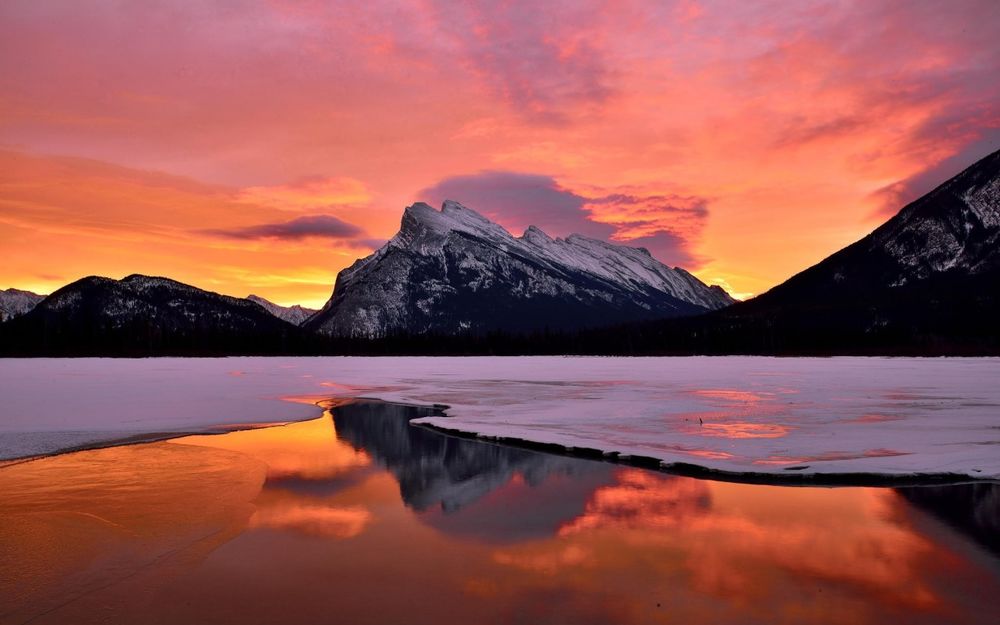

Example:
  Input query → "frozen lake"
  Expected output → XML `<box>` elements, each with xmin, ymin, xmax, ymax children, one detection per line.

<box><xmin>1</xmin><ymin>357</ymin><xmax>999</xmax><ymax>480</ymax></box>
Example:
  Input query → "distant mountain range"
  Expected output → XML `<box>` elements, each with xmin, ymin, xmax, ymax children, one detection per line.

<box><xmin>1</xmin><ymin>148</ymin><xmax>997</xmax><ymax>355</ymax></box>
<box><xmin>0</xmin><ymin>288</ymin><xmax>45</xmax><ymax>322</ymax></box>
<box><xmin>0</xmin><ymin>285</ymin><xmax>316</xmax><ymax>329</ymax></box>
<box><xmin>0</xmin><ymin>275</ymin><xmax>306</xmax><ymax>355</ymax></box>
<box><xmin>246</xmin><ymin>295</ymin><xmax>317</xmax><ymax>326</ymax></box>
<box><xmin>306</xmin><ymin>199</ymin><xmax>733</xmax><ymax>337</ymax></box>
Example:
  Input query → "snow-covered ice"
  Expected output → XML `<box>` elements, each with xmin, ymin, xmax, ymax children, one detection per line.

<box><xmin>0</xmin><ymin>357</ymin><xmax>998</xmax><ymax>480</ymax></box>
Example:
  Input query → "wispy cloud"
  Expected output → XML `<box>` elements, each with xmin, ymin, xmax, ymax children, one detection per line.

<box><xmin>423</xmin><ymin>1</ymin><xmax>614</xmax><ymax>124</ymax></box>
<box><xmin>236</xmin><ymin>176</ymin><xmax>372</xmax><ymax>212</ymax></box>
<box><xmin>0</xmin><ymin>149</ymin><xmax>380</xmax><ymax>308</ymax></box>
<box><xmin>869</xmin><ymin>127</ymin><xmax>1000</xmax><ymax>218</ymax></box>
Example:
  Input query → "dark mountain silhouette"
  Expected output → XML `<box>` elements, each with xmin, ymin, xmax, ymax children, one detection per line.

<box><xmin>0</xmin><ymin>274</ymin><xmax>306</xmax><ymax>356</ymax></box>
<box><xmin>570</xmin><ymin>148</ymin><xmax>1000</xmax><ymax>355</ymax></box>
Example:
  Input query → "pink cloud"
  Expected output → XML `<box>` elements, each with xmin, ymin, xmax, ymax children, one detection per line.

<box><xmin>422</xmin><ymin>0</ymin><xmax>614</xmax><ymax>123</ymax></box>
<box><xmin>199</xmin><ymin>214</ymin><xmax>376</xmax><ymax>245</ymax></box>
<box><xmin>419</xmin><ymin>171</ymin><xmax>709</xmax><ymax>267</ymax></box>
<box><xmin>419</xmin><ymin>171</ymin><xmax>611</xmax><ymax>239</ymax></box>
<box><xmin>237</xmin><ymin>177</ymin><xmax>373</xmax><ymax>213</ymax></box>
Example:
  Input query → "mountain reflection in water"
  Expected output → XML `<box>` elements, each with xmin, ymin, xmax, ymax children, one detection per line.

<box><xmin>0</xmin><ymin>400</ymin><xmax>997</xmax><ymax>625</ymax></box>
<box><xmin>332</xmin><ymin>401</ymin><xmax>621</xmax><ymax>542</ymax></box>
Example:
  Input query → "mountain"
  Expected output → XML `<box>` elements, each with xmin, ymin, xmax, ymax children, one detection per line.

<box><xmin>5</xmin><ymin>149</ymin><xmax>994</xmax><ymax>356</ymax></box>
<box><xmin>581</xmin><ymin>148</ymin><xmax>1000</xmax><ymax>354</ymax></box>
<box><xmin>0</xmin><ymin>288</ymin><xmax>45</xmax><ymax>322</ymax></box>
<box><xmin>757</xmin><ymin>147</ymin><xmax>1000</xmax><ymax>296</ymax></box>
<box><xmin>246</xmin><ymin>294</ymin><xmax>317</xmax><ymax>325</ymax></box>
<box><xmin>0</xmin><ymin>274</ymin><xmax>304</xmax><ymax>356</ymax></box>
<box><xmin>307</xmin><ymin>200</ymin><xmax>733</xmax><ymax>337</ymax></box>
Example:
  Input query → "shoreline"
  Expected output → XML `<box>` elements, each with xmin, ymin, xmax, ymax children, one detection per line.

<box><xmin>0</xmin><ymin>398</ymin><xmax>348</xmax><ymax>467</ymax></box>
<box><xmin>415</xmin><ymin>419</ymin><xmax>995</xmax><ymax>488</ymax></box>
<box><xmin>3</xmin><ymin>395</ymin><xmax>995</xmax><ymax>488</ymax></box>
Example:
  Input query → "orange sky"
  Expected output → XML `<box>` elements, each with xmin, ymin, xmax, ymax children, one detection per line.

<box><xmin>1</xmin><ymin>0</ymin><xmax>999</xmax><ymax>307</ymax></box>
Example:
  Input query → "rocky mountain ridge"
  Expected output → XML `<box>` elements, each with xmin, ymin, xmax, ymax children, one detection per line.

<box><xmin>307</xmin><ymin>200</ymin><xmax>732</xmax><ymax>337</ymax></box>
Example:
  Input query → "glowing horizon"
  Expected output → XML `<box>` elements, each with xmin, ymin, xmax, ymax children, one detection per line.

<box><xmin>1</xmin><ymin>0</ymin><xmax>998</xmax><ymax>308</ymax></box>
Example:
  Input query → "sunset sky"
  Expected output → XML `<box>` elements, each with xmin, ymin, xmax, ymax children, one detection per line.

<box><xmin>2</xmin><ymin>0</ymin><xmax>998</xmax><ymax>307</ymax></box>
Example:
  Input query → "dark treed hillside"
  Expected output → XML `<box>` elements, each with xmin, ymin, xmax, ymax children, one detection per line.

<box><xmin>0</xmin><ymin>274</ymin><xmax>313</xmax><ymax>356</ymax></box>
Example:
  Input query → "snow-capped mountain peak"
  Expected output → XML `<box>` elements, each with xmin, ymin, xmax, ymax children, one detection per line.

<box><xmin>521</xmin><ymin>225</ymin><xmax>553</xmax><ymax>246</ymax></box>
<box><xmin>307</xmin><ymin>200</ymin><xmax>734</xmax><ymax>337</ymax></box>
<box><xmin>396</xmin><ymin>200</ymin><xmax>512</xmax><ymax>248</ymax></box>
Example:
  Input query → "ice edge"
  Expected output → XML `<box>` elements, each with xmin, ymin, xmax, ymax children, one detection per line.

<box><xmin>408</xmin><ymin>410</ymin><xmax>997</xmax><ymax>486</ymax></box>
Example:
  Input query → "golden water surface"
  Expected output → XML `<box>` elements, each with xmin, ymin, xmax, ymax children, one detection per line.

<box><xmin>1</xmin><ymin>404</ymin><xmax>997</xmax><ymax>625</ymax></box>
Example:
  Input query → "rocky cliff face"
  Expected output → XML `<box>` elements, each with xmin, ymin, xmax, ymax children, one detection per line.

<box><xmin>308</xmin><ymin>200</ymin><xmax>733</xmax><ymax>337</ymax></box>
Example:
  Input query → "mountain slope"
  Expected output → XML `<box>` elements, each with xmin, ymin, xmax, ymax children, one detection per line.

<box><xmin>583</xmin><ymin>148</ymin><xmax>1000</xmax><ymax>354</ymax></box>
<box><xmin>307</xmin><ymin>200</ymin><xmax>732</xmax><ymax>337</ymax></box>
<box><xmin>0</xmin><ymin>288</ymin><xmax>45</xmax><ymax>322</ymax></box>
<box><xmin>751</xmin><ymin>146</ymin><xmax>1000</xmax><ymax>302</ymax></box>
<box><xmin>246</xmin><ymin>294</ymin><xmax>317</xmax><ymax>325</ymax></box>
<box><xmin>0</xmin><ymin>274</ymin><xmax>303</xmax><ymax>355</ymax></box>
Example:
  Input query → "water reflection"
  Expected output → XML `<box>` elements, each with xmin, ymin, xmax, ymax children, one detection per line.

<box><xmin>673</xmin><ymin>387</ymin><xmax>797</xmax><ymax>441</ymax></box>
<box><xmin>332</xmin><ymin>401</ymin><xmax>617</xmax><ymax>542</ymax></box>
<box><xmin>0</xmin><ymin>400</ymin><xmax>997</xmax><ymax>625</ymax></box>
<box><xmin>897</xmin><ymin>483</ymin><xmax>1000</xmax><ymax>555</ymax></box>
